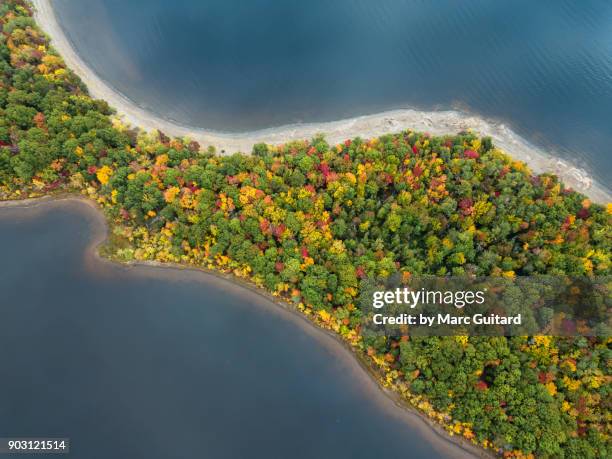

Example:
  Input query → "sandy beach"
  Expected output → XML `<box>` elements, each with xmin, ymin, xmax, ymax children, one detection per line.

<box><xmin>31</xmin><ymin>0</ymin><xmax>610</xmax><ymax>203</ymax></box>
<box><xmin>5</xmin><ymin>4</ymin><xmax>607</xmax><ymax>455</ymax></box>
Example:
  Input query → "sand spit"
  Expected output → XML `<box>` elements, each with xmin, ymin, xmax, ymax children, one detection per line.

<box><xmin>31</xmin><ymin>0</ymin><xmax>610</xmax><ymax>203</ymax></box>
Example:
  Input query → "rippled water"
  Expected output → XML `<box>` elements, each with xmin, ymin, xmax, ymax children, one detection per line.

<box><xmin>53</xmin><ymin>0</ymin><xmax>612</xmax><ymax>186</ymax></box>
<box><xmin>0</xmin><ymin>203</ymin><xmax>468</xmax><ymax>459</ymax></box>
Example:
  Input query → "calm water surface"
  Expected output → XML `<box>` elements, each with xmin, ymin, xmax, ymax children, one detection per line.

<box><xmin>0</xmin><ymin>203</ymin><xmax>467</xmax><ymax>458</ymax></box>
<box><xmin>52</xmin><ymin>0</ymin><xmax>612</xmax><ymax>186</ymax></box>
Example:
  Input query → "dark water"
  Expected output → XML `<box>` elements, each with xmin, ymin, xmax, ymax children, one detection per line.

<box><xmin>52</xmin><ymin>0</ymin><xmax>612</xmax><ymax>186</ymax></box>
<box><xmin>0</xmin><ymin>203</ymin><xmax>467</xmax><ymax>459</ymax></box>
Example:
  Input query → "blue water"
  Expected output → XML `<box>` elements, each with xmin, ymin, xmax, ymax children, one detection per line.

<box><xmin>0</xmin><ymin>203</ymin><xmax>469</xmax><ymax>459</ymax></box>
<box><xmin>53</xmin><ymin>0</ymin><xmax>612</xmax><ymax>186</ymax></box>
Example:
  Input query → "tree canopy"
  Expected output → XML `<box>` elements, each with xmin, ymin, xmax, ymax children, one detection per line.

<box><xmin>1</xmin><ymin>2</ymin><xmax>611</xmax><ymax>457</ymax></box>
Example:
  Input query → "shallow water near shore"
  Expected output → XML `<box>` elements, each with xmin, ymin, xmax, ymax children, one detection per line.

<box><xmin>0</xmin><ymin>202</ymin><xmax>475</xmax><ymax>459</ymax></box>
<box><xmin>52</xmin><ymin>0</ymin><xmax>612</xmax><ymax>187</ymax></box>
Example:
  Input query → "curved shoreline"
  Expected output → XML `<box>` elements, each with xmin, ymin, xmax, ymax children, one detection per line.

<box><xmin>0</xmin><ymin>195</ymin><xmax>489</xmax><ymax>458</ymax></box>
<box><xmin>31</xmin><ymin>0</ymin><xmax>610</xmax><ymax>203</ymax></box>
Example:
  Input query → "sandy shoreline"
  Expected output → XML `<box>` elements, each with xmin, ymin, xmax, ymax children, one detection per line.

<box><xmin>30</xmin><ymin>0</ymin><xmax>610</xmax><ymax>203</ymax></box>
<box><xmin>0</xmin><ymin>195</ymin><xmax>489</xmax><ymax>458</ymax></box>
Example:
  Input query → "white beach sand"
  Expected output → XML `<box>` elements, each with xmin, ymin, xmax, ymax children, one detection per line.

<box><xmin>31</xmin><ymin>0</ymin><xmax>610</xmax><ymax>203</ymax></box>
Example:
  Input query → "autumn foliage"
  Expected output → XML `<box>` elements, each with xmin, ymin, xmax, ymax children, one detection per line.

<box><xmin>0</xmin><ymin>2</ymin><xmax>611</xmax><ymax>457</ymax></box>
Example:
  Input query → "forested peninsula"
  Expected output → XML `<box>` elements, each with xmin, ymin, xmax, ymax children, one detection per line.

<box><xmin>0</xmin><ymin>2</ymin><xmax>610</xmax><ymax>457</ymax></box>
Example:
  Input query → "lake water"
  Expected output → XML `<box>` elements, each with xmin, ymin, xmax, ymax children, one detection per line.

<box><xmin>0</xmin><ymin>202</ymin><xmax>470</xmax><ymax>459</ymax></box>
<box><xmin>52</xmin><ymin>0</ymin><xmax>612</xmax><ymax>187</ymax></box>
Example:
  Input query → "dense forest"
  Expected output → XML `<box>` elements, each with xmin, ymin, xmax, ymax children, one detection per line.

<box><xmin>1</xmin><ymin>2</ymin><xmax>610</xmax><ymax>457</ymax></box>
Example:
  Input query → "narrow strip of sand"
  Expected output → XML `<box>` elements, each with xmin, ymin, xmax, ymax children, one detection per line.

<box><xmin>30</xmin><ymin>0</ymin><xmax>610</xmax><ymax>203</ymax></box>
